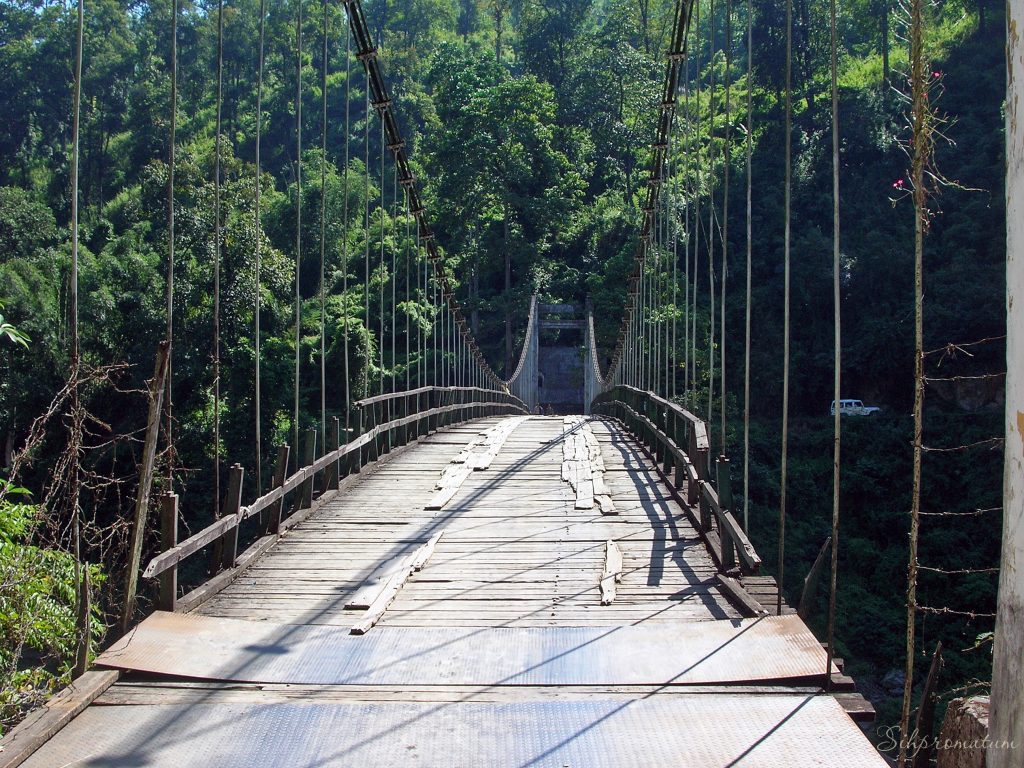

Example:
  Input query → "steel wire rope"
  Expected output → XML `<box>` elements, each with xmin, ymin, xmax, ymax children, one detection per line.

<box><xmin>213</xmin><ymin>0</ymin><xmax>224</xmax><ymax>512</ymax></box>
<box><xmin>721</xmin><ymin>0</ymin><xmax>731</xmax><ymax>455</ymax></box>
<box><xmin>825</xmin><ymin>0</ymin><xmax>842</xmax><ymax>689</ymax></box>
<box><xmin>293</xmin><ymin>0</ymin><xmax>303</xmax><ymax>469</ymax></box>
<box><xmin>742</xmin><ymin>0</ymin><xmax>752</xmax><ymax>528</ymax></box>
<box><xmin>341</xmin><ymin>11</ymin><xmax>351</xmax><ymax>435</ymax></box>
<box><xmin>379</xmin><ymin>109</ymin><xmax>385</xmax><ymax>395</ymax></box>
<box><xmin>254</xmin><ymin>0</ymin><xmax>266</xmax><ymax>490</ymax></box>
<box><xmin>363</xmin><ymin>79</ymin><xmax>370</xmax><ymax>399</ymax></box>
<box><xmin>707</xmin><ymin>0</ymin><xmax>717</xmax><ymax>427</ymax></box>
<box><xmin>165</xmin><ymin>0</ymin><xmax>179</xmax><ymax>485</ymax></box>
<box><xmin>779</xmin><ymin>0</ymin><xmax>794</xmax><ymax>617</ymax></box>
<box><xmin>319</xmin><ymin>0</ymin><xmax>329</xmax><ymax>447</ymax></box>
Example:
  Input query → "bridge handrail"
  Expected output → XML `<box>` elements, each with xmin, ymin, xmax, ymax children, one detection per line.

<box><xmin>142</xmin><ymin>387</ymin><xmax>527</xmax><ymax>585</ymax></box>
<box><xmin>591</xmin><ymin>385</ymin><xmax>760</xmax><ymax>574</ymax></box>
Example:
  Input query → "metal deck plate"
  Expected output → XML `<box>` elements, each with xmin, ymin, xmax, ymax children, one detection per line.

<box><xmin>21</xmin><ymin>693</ymin><xmax>887</xmax><ymax>767</ymax></box>
<box><xmin>97</xmin><ymin>612</ymin><xmax>835</xmax><ymax>686</ymax></box>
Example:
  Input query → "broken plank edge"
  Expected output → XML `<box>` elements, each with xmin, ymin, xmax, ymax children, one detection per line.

<box><xmin>350</xmin><ymin>531</ymin><xmax>446</xmax><ymax>635</ymax></box>
<box><xmin>0</xmin><ymin>670</ymin><xmax>120</xmax><ymax>768</ymax></box>
<box><xmin>176</xmin><ymin>425</ymin><xmax>461</xmax><ymax>615</ymax></box>
<box><xmin>715</xmin><ymin>574</ymin><xmax>770</xmax><ymax>618</ymax></box>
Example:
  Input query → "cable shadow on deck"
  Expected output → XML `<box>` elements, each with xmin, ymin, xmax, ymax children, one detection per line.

<box><xmin>70</xmin><ymin>417</ymin><xmax>749</xmax><ymax>766</ymax></box>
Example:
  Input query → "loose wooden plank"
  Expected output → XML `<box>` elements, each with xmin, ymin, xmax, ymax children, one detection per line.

<box><xmin>600</xmin><ymin>540</ymin><xmax>624</xmax><ymax>605</ymax></box>
<box><xmin>716</xmin><ymin>574</ymin><xmax>770</xmax><ymax>618</ymax></box>
<box><xmin>350</xmin><ymin>530</ymin><xmax>445</xmax><ymax>635</ymax></box>
<box><xmin>425</xmin><ymin>418</ymin><xmax>525</xmax><ymax>510</ymax></box>
<box><xmin>344</xmin><ymin>561</ymin><xmax>408</xmax><ymax>610</ymax></box>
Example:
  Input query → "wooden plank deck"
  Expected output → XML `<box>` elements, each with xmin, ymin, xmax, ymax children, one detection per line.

<box><xmin>196</xmin><ymin>416</ymin><xmax>739</xmax><ymax>628</ymax></box>
<box><xmin>11</xmin><ymin>415</ymin><xmax>884</xmax><ymax>767</ymax></box>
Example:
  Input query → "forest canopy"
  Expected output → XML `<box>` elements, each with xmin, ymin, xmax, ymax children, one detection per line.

<box><xmin>0</xmin><ymin>0</ymin><xmax>1007</xmax><ymax>739</ymax></box>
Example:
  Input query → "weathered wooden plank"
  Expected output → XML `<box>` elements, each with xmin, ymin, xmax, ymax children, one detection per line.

<box><xmin>349</xmin><ymin>530</ymin><xmax>445</xmax><ymax>635</ymax></box>
<box><xmin>0</xmin><ymin>670</ymin><xmax>119</xmax><ymax>768</ymax></box>
<box><xmin>715</xmin><ymin>574</ymin><xmax>770</xmax><ymax>618</ymax></box>
<box><xmin>600</xmin><ymin>541</ymin><xmax>624</xmax><ymax>605</ymax></box>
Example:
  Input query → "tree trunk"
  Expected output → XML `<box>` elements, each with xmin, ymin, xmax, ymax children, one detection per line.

<box><xmin>882</xmin><ymin>0</ymin><xmax>890</xmax><ymax>85</ymax></box>
<box><xmin>799</xmin><ymin>0</ymin><xmax>814</xmax><ymax>111</ymax></box>
<box><xmin>3</xmin><ymin>426</ymin><xmax>13</xmax><ymax>471</ymax></box>
<box><xmin>494</xmin><ymin>2</ymin><xmax>504</xmax><ymax>63</ymax></box>
<box><xmin>637</xmin><ymin>0</ymin><xmax>650</xmax><ymax>54</ymax></box>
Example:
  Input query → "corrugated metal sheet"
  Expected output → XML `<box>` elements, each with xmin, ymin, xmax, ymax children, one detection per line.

<box><xmin>21</xmin><ymin>693</ymin><xmax>887</xmax><ymax>767</ymax></box>
<box><xmin>97</xmin><ymin>611</ymin><xmax>835</xmax><ymax>686</ymax></box>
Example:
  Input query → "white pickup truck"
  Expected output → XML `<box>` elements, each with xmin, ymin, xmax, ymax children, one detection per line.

<box><xmin>830</xmin><ymin>399</ymin><xmax>882</xmax><ymax>416</ymax></box>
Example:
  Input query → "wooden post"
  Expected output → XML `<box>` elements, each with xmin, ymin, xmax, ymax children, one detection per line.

<box><xmin>991</xmin><ymin>8</ymin><xmax>1024</xmax><ymax>764</ymax></box>
<box><xmin>672</xmin><ymin>413</ymin><xmax>685</xmax><ymax>492</ymax></box>
<box><xmin>268</xmin><ymin>445</ymin><xmax>290</xmax><ymax>534</ymax></box>
<box><xmin>299</xmin><ymin>428</ymin><xmax>317</xmax><ymax>509</ymax></box>
<box><xmin>157</xmin><ymin>492</ymin><xmax>178</xmax><ymax>611</ymax></box>
<box><xmin>402</xmin><ymin>393</ymin><xmax>410</xmax><ymax>446</ymax></box>
<box><xmin>911</xmin><ymin>641</ymin><xmax>943</xmax><ymax>768</ymax></box>
<box><xmin>325</xmin><ymin>416</ymin><xmax>340</xmax><ymax>491</ymax></box>
<box><xmin>119</xmin><ymin>341</ymin><xmax>170</xmax><ymax>636</ymax></box>
<box><xmin>717</xmin><ymin>456</ymin><xmax>736</xmax><ymax>571</ymax></box>
<box><xmin>218</xmin><ymin>464</ymin><xmax>244</xmax><ymax>571</ymax></box>
<box><xmin>73</xmin><ymin>564</ymin><xmax>90</xmax><ymax>677</ymax></box>
<box><xmin>661</xmin><ymin>410</ymin><xmax>672</xmax><ymax>475</ymax></box>
<box><xmin>798</xmin><ymin>536</ymin><xmax>832</xmax><ymax>621</ymax></box>
<box><xmin>353</xmin><ymin>407</ymin><xmax>364</xmax><ymax>474</ymax></box>
<box><xmin>698</xmin><ymin>482</ymin><xmax>713</xmax><ymax>533</ymax></box>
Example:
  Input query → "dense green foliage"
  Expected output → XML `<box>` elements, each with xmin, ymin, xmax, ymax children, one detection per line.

<box><xmin>0</xmin><ymin>0</ymin><xmax>1006</xmax><ymax>740</ymax></box>
<box><xmin>0</xmin><ymin>481</ymin><xmax>104</xmax><ymax>735</ymax></box>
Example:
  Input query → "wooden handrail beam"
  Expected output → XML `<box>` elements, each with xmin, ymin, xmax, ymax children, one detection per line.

<box><xmin>142</xmin><ymin>396</ymin><xmax>526</xmax><ymax>579</ymax></box>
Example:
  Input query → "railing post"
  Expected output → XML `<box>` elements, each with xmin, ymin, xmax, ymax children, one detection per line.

<box><xmin>299</xmin><ymin>428</ymin><xmax>317</xmax><ymax>509</ymax></box>
<box><xmin>672</xmin><ymin>412</ymin><xmax>685</xmax><ymax>491</ymax></box>
<box><xmin>384</xmin><ymin>397</ymin><xmax>394</xmax><ymax>454</ymax></box>
<box><xmin>361</xmin><ymin>404</ymin><xmax>374</xmax><ymax>464</ymax></box>
<box><xmin>688</xmin><ymin>427</ymin><xmax>702</xmax><ymax>506</ymax></box>
<box><xmin>352</xmin><ymin>407</ymin><xmax>364</xmax><ymax>474</ymax></box>
<box><xmin>268</xmin><ymin>444</ymin><xmax>290</xmax><ymax>534</ymax></box>
<box><xmin>698</xmin><ymin>481</ymin><xmax>713</xmax><ymax>532</ymax></box>
<box><xmin>716</xmin><ymin>456</ymin><xmax>736</xmax><ymax>571</ymax></box>
<box><xmin>157</xmin><ymin>492</ymin><xmax>178</xmax><ymax>612</ymax></box>
<box><xmin>661</xmin><ymin>409</ymin><xmax>671</xmax><ymax>474</ymax></box>
<box><xmin>218</xmin><ymin>463</ymin><xmax>244</xmax><ymax>571</ymax></box>
<box><xmin>402</xmin><ymin>392</ymin><xmax>410</xmax><ymax>446</ymax></box>
<box><xmin>325</xmin><ymin>416</ymin><xmax>340</xmax><ymax>491</ymax></box>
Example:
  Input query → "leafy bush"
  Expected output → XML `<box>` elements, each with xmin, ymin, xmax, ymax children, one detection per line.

<box><xmin>0</xmin><ymin>481</ymin><xmax>104</xmax><ymax>736</ymax></box>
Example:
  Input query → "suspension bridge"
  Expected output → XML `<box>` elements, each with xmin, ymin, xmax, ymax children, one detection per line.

<box><xmin>0</xmin><ymin>0</ymin><xmax>928</xmax><ymax>763</ymax></box>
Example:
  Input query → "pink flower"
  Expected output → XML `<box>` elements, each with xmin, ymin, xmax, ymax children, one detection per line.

<box><xmin>932</xmin><ymin>71</ymin><xmax>942</xmax><ymax>78</ymax></box>
<box><xmin>892</xmin><ymin>178</ymin><xmax>905</xmax><ymax>190</ymax></box>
